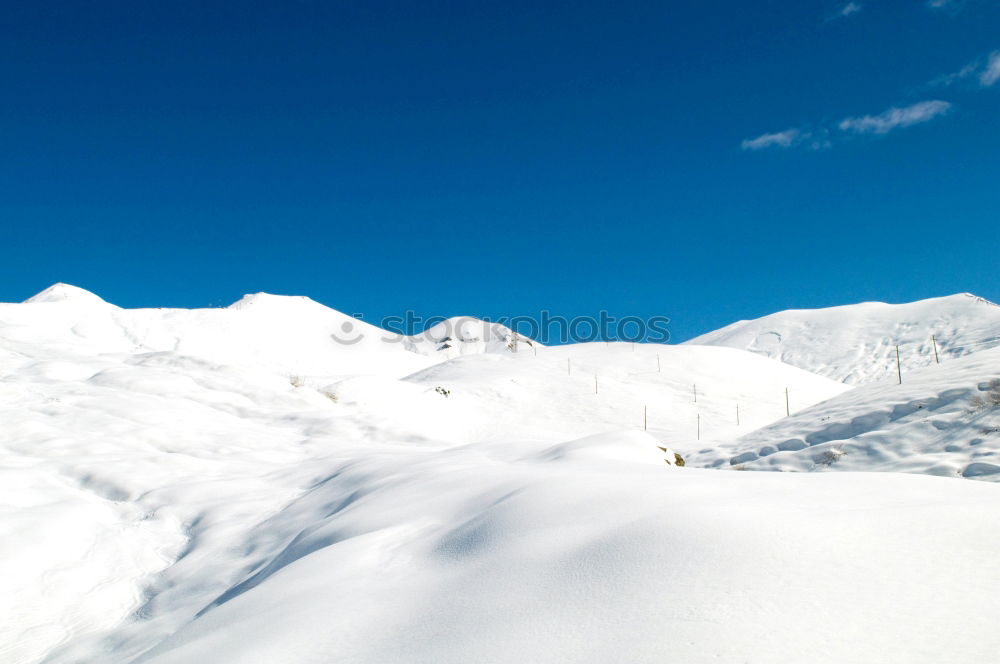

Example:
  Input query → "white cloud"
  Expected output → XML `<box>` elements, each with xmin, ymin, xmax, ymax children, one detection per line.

<box><xmin>838</xmin><ymin>100</ymin><xmax>953</xmax><ymax>134</ymax></box>
<box><xmin>741</xmin><ymin>129</ymin><xmax>803</xmax><ymax>150</ymax></box>
<box><xmin>931</xmin><ymin>50</ymin><xmax>1000</xmax><ymax>88</ymax></box>
<box><xmin>741</xmin><ymin>128</ymin><xmax>831</xmax><ymax>151</ymax></box>
<box><xmin>979</xmin><ymin>51</ymin><xmax>1000</xmax><ymax>87</ymax></box>
<box><xmin>931</xmin><ymin>61</ymin><xmax>980</xmax><ymax>87</ymax></box>
<box><xmin>824</xmin><ymin>2</ymin><xmax>862</xmax><ymax>22</ymax></box>
<box><xmin>925</xmin><ymin>0</ymin><xmax>971</xmax><ymax>13</ymax></box>
<box><xmin>838</xmin><ymin>2</ymin><xmax>863</xmax><ymax>17</ymax></box>
<box><xmin>743</xmin><ymin>101</ymin><xmax>953</xmax><ymax>152</ymax></box>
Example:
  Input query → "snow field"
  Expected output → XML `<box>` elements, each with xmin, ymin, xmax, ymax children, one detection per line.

<box><xmin>2</xmin><ymin>285</ymin><xmax>999</xmax><ymax>663</ymax></box>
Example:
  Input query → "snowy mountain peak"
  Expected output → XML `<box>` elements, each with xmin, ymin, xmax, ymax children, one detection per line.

<box><xmin>23</xmin><ymin>283</ymin><xmax>112</xmax><ymax>306</ymax></box>
<box><xmin>958</xmin><ymin>292</ymin><xmax>999</xmax><ymax>307</ymax></box>
<box><xmin>685</xmin><ymin>293</ymin><xmax>1000</xmax><ymax>384</ymax></box>
<box><xmin>226</xmin><ymin>292</ymin><xmax>324</xmax><ymax>311</ymax></box>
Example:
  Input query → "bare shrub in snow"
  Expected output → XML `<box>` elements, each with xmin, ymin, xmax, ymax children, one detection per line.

<box><xmin>815</xmin><ymin>447</ymin><xmax>847</xmax><ymax>467</ymax></box>
<box><xmin>968</xmin><ymin>380</ymin><xmax>1000</xmax><ymax>413</ymax></box>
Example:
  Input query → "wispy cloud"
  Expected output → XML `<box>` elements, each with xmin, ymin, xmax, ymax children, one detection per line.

<box><xmin>743</xmin><ymin>100</ymin><xmax>954</xmax><ymax>151</ymax></box>
<box><xmin>824</xmin><ymin>2</ymin><xmax>863</xmax><ymax>22</ymax></box>
<box><xmin>980</xmin><ymin>51</ymin><xmax>1000</xmax><ymax>87</ymax></box>
<box><xmin>741</xmin><ymin>129</ymin><xmax>803</xmax><ymax>151</ymax></box>
<box><xmin>838</xmin><ymin>2</ymin><xmax>863</xmax><ymax>17</ymax></box>
<box><xmin>925</xmin><ymin>0</ymin><xmax>966</xmax><ymax>12</ymax></box>
<box><xmin>838</xmin><ymin>100</ymin><xmax>952</xmax><ymax>134</ymax></box>
<box><xmin>741</xmin><ymin>129</ymin><xmax>831</xmax><ymax>151</ymax></box>
<box><xmin>931</xmin><ymin>50</ymin><xmax>1000</xmax><ymax>88</ymax></box>
<box><xmin>930</xmin><ymin>61</ymin><xmax>980</xmax><ymax>87</ymax></box>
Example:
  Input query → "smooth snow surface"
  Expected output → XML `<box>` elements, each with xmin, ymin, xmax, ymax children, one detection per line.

<box><xmin>2</xmin><ymin>285</ymin><xmax>433</xmax><ymax>378</ymax></box>
<box><xmin>685</xmin><ymin>293</ymin><xmax>1000</xmax><ymax>384</ymax></box>
<box><xmin>402</xmin><ymin>316</ymin><xmax>533</xmax><ymax>358</ymax></box>
<box><xmin>3</xmin><ymin>285</ymin><xmax>1000</xmax><ymax>664</ymax></box>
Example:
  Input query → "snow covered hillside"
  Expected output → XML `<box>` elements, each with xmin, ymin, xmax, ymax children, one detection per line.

<box><xmin>685</xmin><ymin>293</ymin><xmax>1000</xmax><ymax>384</ymax></box>
<box><xmin>2</xmin><ymin>284</ymin><xmax>529</xmax><ymax>381</ymax></box>
<box><xmin>3</xmin><ymin>284</ymin><xmax>433</xmax><ymax>378</ymax></box>
<box><xmin>3</xmin><ymin>285</ymin><xmax>1000</xmax><ymax>664</ymax></box>
<box><xmin>401</xmin><ymin>316</ymin><xmax>531</xmax><ymax>358</ymax></box>
<box><xmin>137</xmin><ymin>461</ymin><xmax>1000</xmax><ymax>664</ymax></box>
<box><xmin>331</xmin><ymin>342</ymin><xmax>849</xmax><ymax>448</ymax></box>
<box><xmin>685</xmin><ymin>346</ymin><xmax>1000</xmax><ymax>479</ymax></box>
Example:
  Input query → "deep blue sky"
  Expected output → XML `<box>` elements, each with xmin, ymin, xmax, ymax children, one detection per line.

<box><xmin>2</xmin><ymin>1</ymin><xmax>998</xmax><ymax>341</ymax></box>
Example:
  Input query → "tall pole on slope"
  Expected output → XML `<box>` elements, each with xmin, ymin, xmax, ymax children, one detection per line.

<box><xmin>657</xmin><ymin>354</ymin><xmax>661</xmax><ymax>373</ymax></box>
<box><xmin>693</xmin><ymin>384</ymin><xmax>697</xmax><ymax>403</ymax></box>
<box><xmin>736</xmin><ymin>403</ymin><xmax>740</xmax><ymax>426</ymax></box>
<box><xmin>785</xmin><ymin>388</ymin><xmax>790</xmax><ymax>416</ymax></box>
<box><xmin>567</xmin><ymin>358</ymin><xmax>571</xmax><ymax>376</ymax></box>
<box><xmin>896</xmin><ymin>345</ymin><xmax>902</xmax><ymax>384</ymax></box>
<box><xmin>595</xmin><ymin>374</ymin><xmax>598</xmax><ymax>395</ymax></box>
<box><xmin>932</xmin><ymin>335</ymin><xmax>940</xmax><ymax>364</ymax></box>
<box><xmin>697</xmin><ymin>412</ymin><xmax>700</xmax><ymax>440</ymax></box>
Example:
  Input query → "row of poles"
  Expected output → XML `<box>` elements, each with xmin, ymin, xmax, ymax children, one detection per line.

<box><xmin>529</xmin><ymin>332</ymin><xmax>990</xmax><ymax>439</ymax></box>
<box><xmin>562</xmin><ymin>356</ymin><xmax>795</xmax><ymax>440</ymax></box>
<box><xmin>894</xmin><ymin>334</ymin><xmax>952</xmax><ymax>384</ymax></box>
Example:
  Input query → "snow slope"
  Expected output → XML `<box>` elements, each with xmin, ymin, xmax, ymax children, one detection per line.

<box><xmin>2</xmin><ymin>285</ymin><xmax>1000</xmax><ymax>664</ymax></box>
<box><xmin>3</xmin><ymin>285</ymin><xmax>532</xmax><ymax>378</ymax></box>
<box><xmin>136</xmin><ymin>459</ymin><xmax>1000</xmax><ymax>664</ymax></box>
<box><xmin>685</xmin><ymin>346</ymin><xmax>1000</xmax><ymax>479</ymax></box>
<box><xmin>1</xmin><ymin>284</ymin><xmax>434</xmax><ymax>378</ymax></box>
<box><xmin>685</xmin><ymin>293</ymin><xmax>1000</xmax><ymax>384</ymax></box>
<box><xmin>401</xmin><ymin>316</ymin><xmax>534</xmax><ymax>358</ymax></box>
<box><xmin>315</xmin><ymin>341</ymin><xmax>849</xmax><ymax>451</ymax></box>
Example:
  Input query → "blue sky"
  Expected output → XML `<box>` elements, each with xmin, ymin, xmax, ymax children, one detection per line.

<box><xmin>1</xmin><ymin>0</ymin><xmax>998</xmax><ymax>342</ymax></box>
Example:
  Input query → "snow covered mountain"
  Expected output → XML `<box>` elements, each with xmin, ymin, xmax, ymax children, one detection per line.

<box><xmin>401</xmin><ymin>316</ymin><xmax>534</xmax><ymax>358</ymax></box>
<box><xmin>685</xmin><ymin>293</ymin><xmax>1000</xmax><ymax>384</ymax></box>
<box><xmin>1</xmin><ymin>284</ymin><xmax>526</xmax><ymax>380</ymax></box>
<box><xmin>686</xmin><ymin>346</ymin><xmax>1000</xmax><ymax>479</ymax></box>
<box><xmin>3</xmin><ymin>284</ymin><xmax>1000</xmax><ymax>664</ymax></box>
<box><xmin>332</xmin><ymin>341</ymin><xmax>848</xmax><ymax>447</ymax></box>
